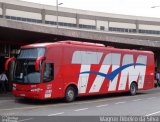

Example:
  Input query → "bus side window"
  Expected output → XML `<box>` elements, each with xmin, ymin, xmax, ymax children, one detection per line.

<box><xmin>43</xmin><ymin>63</ymin><xmax>54</xmax><ymax>82</ymax></box>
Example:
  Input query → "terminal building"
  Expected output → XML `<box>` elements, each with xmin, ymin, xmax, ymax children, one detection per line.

<box><xmin>0</xmin><ymin>0</ymin><xmax>160</xmax><ymax>80</ymax></box>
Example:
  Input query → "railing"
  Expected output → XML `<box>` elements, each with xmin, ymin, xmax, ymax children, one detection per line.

<box><xmin>0</xmin><ymin>14</ymin><xmax>160</xmax><ymax>35</ymax></box>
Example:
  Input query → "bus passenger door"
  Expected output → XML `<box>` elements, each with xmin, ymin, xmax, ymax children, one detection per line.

<box><xmin>43</xmin><ymin>61</ymin><xmax>54</xmax><ymax>99</ymax></box>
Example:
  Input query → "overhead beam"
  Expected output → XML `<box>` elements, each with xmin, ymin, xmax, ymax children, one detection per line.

<box><xmin>0</xmin><ymin>18</ymin><xmax>160</xmax><ymax>48</ymax></box>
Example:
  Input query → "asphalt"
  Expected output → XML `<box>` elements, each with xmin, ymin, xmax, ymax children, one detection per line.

<box><xmin>1</xmin><ymin>88</ymin><xmax>160</xmax><ymax>122</ymax></box>
<box><xmin>0</xmin><ymin>92</ymin><xmax>14</xmax><ymax>100</ymax></box>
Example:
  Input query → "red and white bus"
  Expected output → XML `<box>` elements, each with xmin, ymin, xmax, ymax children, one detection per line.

<box><xmin>6</xmin><ymin>41</ymin><xmax>155</xmax><ymax>102</ymax></box>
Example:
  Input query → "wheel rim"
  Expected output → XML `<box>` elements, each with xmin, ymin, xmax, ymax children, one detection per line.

<box><xmin>131</xmin><ymin>84</ymin><xmax>136</xmax><ymax>94</ymax></box>
<box><xmin>67</xmin><ymin>90</ymin><xmax>74</xmax><ymax>100</ymax></box>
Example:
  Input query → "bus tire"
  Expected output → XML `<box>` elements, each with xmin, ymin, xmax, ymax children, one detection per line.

<box><xmin>130</xmin><ymin>82</ymin><xmax>137</xmax><ymax>96</ymax></box>
<box><xmin>65</xmin><ymin>86</ymin><xmax>76</xmax><ymax>102</ymax></box>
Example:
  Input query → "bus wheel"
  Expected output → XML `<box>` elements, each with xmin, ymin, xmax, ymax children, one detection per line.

<box><xmin>65</xmin><ymin>86</ymin><xmax>76</xmax><ymax>102</ymax></box>
<box><xmin>130</xmin><ymin>82</ymin><xmax>137</xmax><ymax>96</ymax></box>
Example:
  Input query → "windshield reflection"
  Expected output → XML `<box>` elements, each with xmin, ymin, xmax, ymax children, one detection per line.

<box><xmin>14</xmin><ymin>60</ymin><xmax>41</xmax><ymax>84</ymax></box>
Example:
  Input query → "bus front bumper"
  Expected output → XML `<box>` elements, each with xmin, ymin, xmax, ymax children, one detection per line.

<box><xmin>12</xmin><ymin>90</ymin><xmax>45</xmax><ymax>100</ymax></box>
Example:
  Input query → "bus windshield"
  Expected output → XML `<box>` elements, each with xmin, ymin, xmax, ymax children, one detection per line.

<box><xmin>17</xmin><ymin>48</ymin><xmax>45</xmax><ymax>59</ymax></box>
<box><xmin>14</xmin><ymin>48</ymin><xmax>45</xmax><ymax>84</ymax></box>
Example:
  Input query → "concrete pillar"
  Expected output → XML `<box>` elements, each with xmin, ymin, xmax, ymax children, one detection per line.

<box><xmin>41</xmin><ymin>9</ymin><xmax>45</xmax><ymax>24</ymax></box>
<box><xmin>76</xmin><ymin>14</ymin><xmax>79</xmax><ymax>28</ymax></box>
<box><xmin>155</xmin><ymin>52</ymin><xmax>160</xmax><ymax>71</ymax></box>
<box><xmin>136</xmin><ymin>21</ymin><xmax>139</xmax><ymax>33</ymax></box>
<box><xmin>95</xmin><ymin>19</ymin><xmax>97</xmax><ymax>30</ymax></box>
<box><xmin>108</xmin><ymin>21</ymin><xmax>110</xmax><ymax>31</ymax></box>
<box><xmin>2</xmin><ymin>3</ymin><xmax>6</xmax><ymax>18</ymax></box>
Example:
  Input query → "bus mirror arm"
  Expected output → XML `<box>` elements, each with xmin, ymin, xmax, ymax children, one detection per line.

<box><xmin>5</xmin><ymin>57</ymin><xmax>15</xmax><ymax>71</ymax></box>
<box><xmin>35</xmin><ymin>56</ymin><xmax>45</xmax><ymax>71</ymax></box>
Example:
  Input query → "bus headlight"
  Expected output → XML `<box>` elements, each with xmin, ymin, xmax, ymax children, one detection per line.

<box><xmin>30</xmin><ymin>88</ymin><xmax>43</xmax><ymax>92</ymax></box>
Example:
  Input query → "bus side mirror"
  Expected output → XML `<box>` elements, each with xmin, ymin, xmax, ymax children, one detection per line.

<box><xmin>35</xmin><ymin>56</ymin><xmax>45</xmax><ymax>72</ymax></box>
<box><xmin>5</xmin><ymin>57</ymin><xmax>15</xmax><ymax>71</ymax></box>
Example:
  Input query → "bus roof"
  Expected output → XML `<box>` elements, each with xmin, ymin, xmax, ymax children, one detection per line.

<box><xmin>21</xmin><ymin>41</ymin><xmax>153</xmax><ymax>55</ymax></box>
<box><xmin>22</xmin><ymin>41</ymin><xmax>105</xmax><ymax>48</ymax></box>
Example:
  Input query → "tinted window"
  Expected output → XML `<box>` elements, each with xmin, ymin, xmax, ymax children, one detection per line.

<box><xmin>18</xmin><ymin>48</ymin><xmax>45</xmax><ymax>59</ymax></box>
<box><xmin>43</xmin><ymin>63</ymin><xmax>54</xmax><ymax>82</ymax></box>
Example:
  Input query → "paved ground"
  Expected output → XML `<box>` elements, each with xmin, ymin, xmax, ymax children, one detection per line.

<box><xmin>0</xmin><ymin>88</ymin><xmax>160</xmax><ymax>122</ymax></box>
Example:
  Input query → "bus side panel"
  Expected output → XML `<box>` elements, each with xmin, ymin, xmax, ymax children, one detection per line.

<box><xmin>61</xmin><ymin>45</ymin><xmax>82</xmax><ymax>95</ymax></box>
<box><xmin>45</xmin><ymin>46</ymin><xmax>64</xmax><ymax>99</ymax></box>
<box><xmin>142</xmin><ymin>53</ymin><xmax>155</xmax><ymax>90</ymax></box>
<box><xmin>57</xmin><ymin>45</ymin><xmax>155</xmax><ymax>98</ymax></box>
<box><xmin>61</xmin><ymin>45</ymin><xmax>113</xmax><ymax>96</ymax></box>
